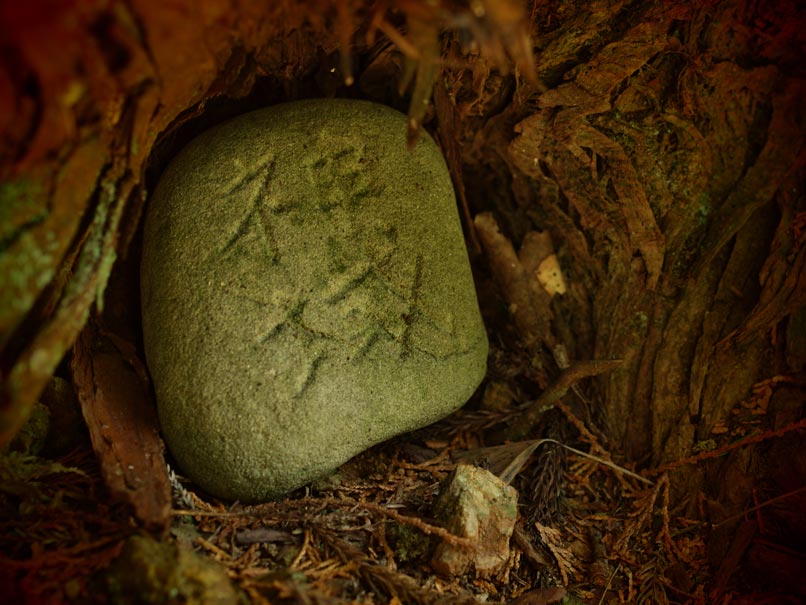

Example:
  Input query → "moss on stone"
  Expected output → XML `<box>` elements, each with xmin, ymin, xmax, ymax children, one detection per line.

<box><xmin>141</xmin><ymin>99</ymin><xmax>488</xmax><ymax>502</ymax></box>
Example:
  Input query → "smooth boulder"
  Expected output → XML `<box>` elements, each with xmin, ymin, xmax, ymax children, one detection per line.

<box><xmin>141</xmin><ymin>99</ymin><xmax>487</xmax><ymax>502</ymax></box>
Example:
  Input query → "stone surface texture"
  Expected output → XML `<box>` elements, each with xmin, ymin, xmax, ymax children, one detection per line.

<box><xmin>141</xmin><ymin>99</ymin><xmax>488</xmax><ymax>502</ymax></box>
<box><xmin>431</xmin><ymin>464</ymin><xmax>518</xmax><ymax>578</ymax></box>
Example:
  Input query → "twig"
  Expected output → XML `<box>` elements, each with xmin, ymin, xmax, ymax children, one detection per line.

<box><xmin>597</xmin><ymin>563</ymin><xmax>620</xmax><ymax>605</ymax></box>
<box><xmin>647</xmin><ymin>417</ymin><xmax>806</xmax><ymax>476</ymax></box>
<box><xmin>712</xmin><ymin>486</ymin><xmax>806</xmax><ymax>529</ymax></box>
<box><xmin>290</xmin><ymin>529</ymin><xmax>312</xmax><ymax>569</ymax></box>
<box><xmin>537</xmin><ymin>439</ymin><xmax>652</xmax><ymax>486</ymax></box>
<box><xmin>507</xmin><ymin>359</ymin><xmax>623</xmax><ymax>440</ymax></box>
<box><xmin>335</xmin><ymin>497</ymin><xmax>477</xmax><ymax>550</ymax></box>
<box><xmin>196</xmin><ymin>536</ymin><xmax>231</xmax><ymax>560</ymax></box>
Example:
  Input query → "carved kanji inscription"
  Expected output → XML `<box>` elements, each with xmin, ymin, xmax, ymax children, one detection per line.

<box><xmin>216</xmin><ymin>140</ymin><xmax>456</xmax><ymax>365</ymax></box>
<box><xmin>141</xmin><ymin>99</ymin><xmax>488</xmax><ymax>502</ymax></box>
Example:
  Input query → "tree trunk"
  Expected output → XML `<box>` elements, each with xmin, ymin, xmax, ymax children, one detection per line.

<box><xmin>1</xmin><ymin>0</ymin><xmax>804</xmax><ymax>596</ymax></box>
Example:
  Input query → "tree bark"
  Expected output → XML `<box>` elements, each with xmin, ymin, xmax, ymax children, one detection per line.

<box><xmin>1</xmin><ymin>0</ymin><xmax>804</xmax><ymax>575</ymax></box>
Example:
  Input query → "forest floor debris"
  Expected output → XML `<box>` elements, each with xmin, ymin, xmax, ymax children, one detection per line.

<box><xmin>4</xmin><ymin>368</ymin><xmax>804</xmax><ymax>604</ymax></box>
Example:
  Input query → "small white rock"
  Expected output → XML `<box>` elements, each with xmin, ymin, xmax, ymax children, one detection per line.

<box><xmin>431</xmin><ymin>464</ymin><xmax>518</xmax><ymax>577</ymax></box>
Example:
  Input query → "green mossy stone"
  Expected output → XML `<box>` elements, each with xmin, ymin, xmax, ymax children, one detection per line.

<box><xmin>141</xmin><ymin>99</ymin><xmax>487</xmax><ymax>502</ymax></box>
<box><xmin>107</xmin><ymin>535</ymin><xmax>238</xmax><ymax>605</ymax></box>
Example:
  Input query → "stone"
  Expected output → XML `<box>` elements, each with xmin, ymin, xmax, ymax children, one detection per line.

<box><xmin>141</xmin><ymin>99</ymin><xmax>488</xmax><ymax>502</ymax></box>
<box><xmin>431</xmin><ymin>464</ymin><xmax>518</xmax><ymax>578</ymax></box>
<box><xmin>107</xmin><ymin>535</ymin><xmax>239</xmax><ymax>605</ymax></box>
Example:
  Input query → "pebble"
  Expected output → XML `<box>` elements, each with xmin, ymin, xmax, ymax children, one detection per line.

<box><xmin>431</xmin><ymin>464</ymin><xmax>518</xmax><ymax>577</ymax></box>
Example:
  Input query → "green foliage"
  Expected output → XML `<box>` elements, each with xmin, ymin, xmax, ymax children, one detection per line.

<box><xmin>0</xmin><ymin>451</ymin><xmax>88</xmax><ymax>512</ymax></box>
<box><xmin>8</xmin><ymin>401</ymin><xmax>50</xmax><ymax>455</ymax></box>
<box><xmin>0</xmin><ymin>178</ymin><xmax>47</xmax><ymax>252</ymax></box>
<box><xmin>106</xmin><ymin>535</ymin><xmax>239</xmax><ymax>605</ymax></box>
<box><xmin>387</xmin><ymin>521</ymin><xmax>434</xmax><ymax>564</ymax></box>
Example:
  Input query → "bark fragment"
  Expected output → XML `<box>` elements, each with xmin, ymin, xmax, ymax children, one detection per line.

<box><xmin>71</xmin><ymin>321</ymin><xmax>170</xmax><ymax>532</ymax></box>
